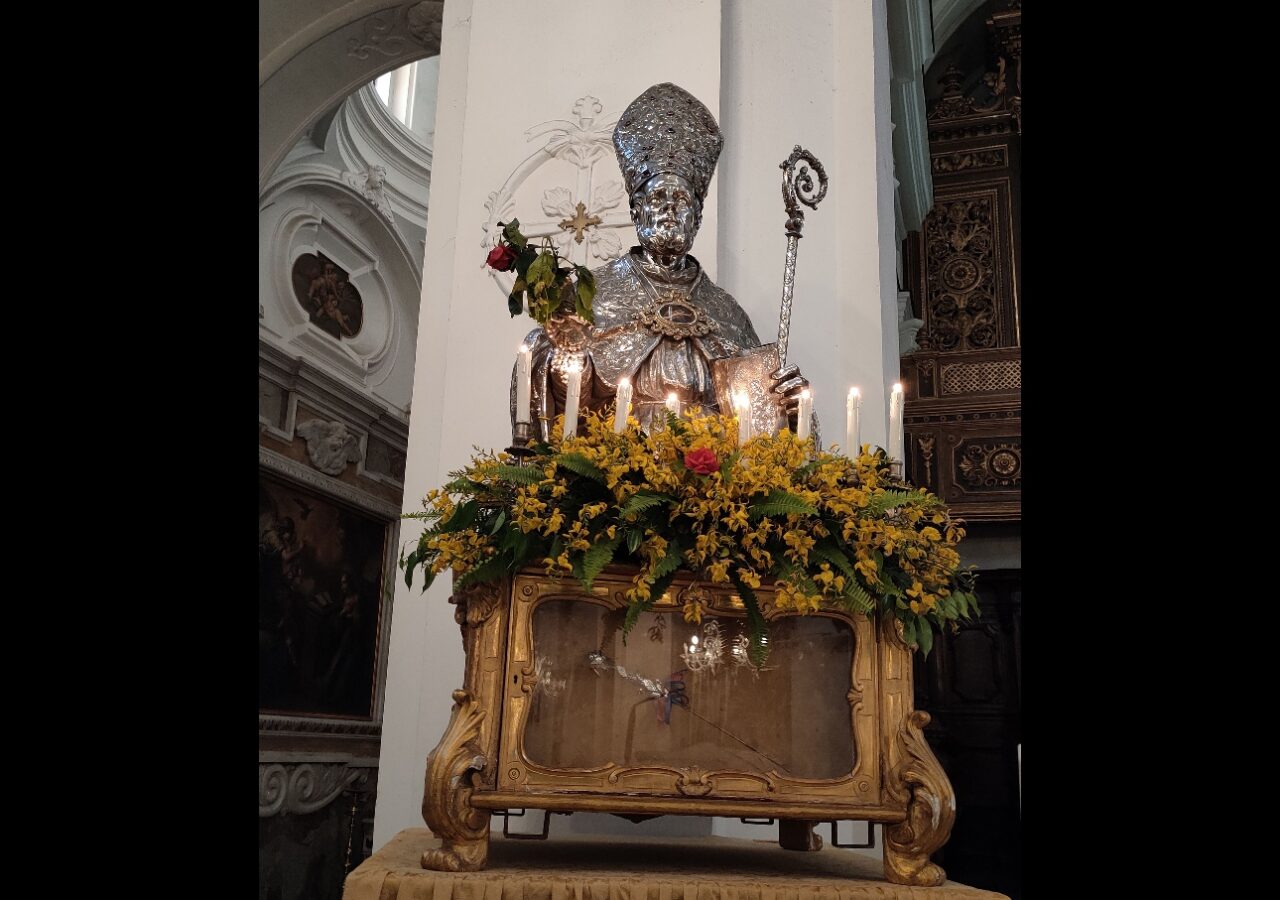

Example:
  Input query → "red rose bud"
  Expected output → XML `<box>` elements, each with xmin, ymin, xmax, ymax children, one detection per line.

<box><xmin>683</xmin><ymin>447</ymin><xmax>719</xmax><ymax>475</ymax></box>
<box><xmin>485</xmin><ymin>243</ymin><xmax>518</xmax><ymax>271</ymax></box>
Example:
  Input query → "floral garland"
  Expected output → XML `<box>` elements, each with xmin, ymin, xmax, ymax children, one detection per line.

<box><xmin>402</xmin><ymin>410</ymin><xmax>977</xmax><ymax>664</ymax></box>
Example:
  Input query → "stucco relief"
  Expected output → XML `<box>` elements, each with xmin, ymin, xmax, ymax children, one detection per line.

<box><xmin>481</xmin><ymin>95</ymin><xmax>634</xmax><ymax>301</ymax></box>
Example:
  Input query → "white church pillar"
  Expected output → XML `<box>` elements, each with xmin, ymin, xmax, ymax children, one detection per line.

<box><xmin>718</xmin><ymin>0</ymin><xmax>899</xmax><ymax>459</ymax></box>
<box><xmin>375</xmin><ymin>0</ymin><xmax>724</xmax><ymax>848</ymax></box>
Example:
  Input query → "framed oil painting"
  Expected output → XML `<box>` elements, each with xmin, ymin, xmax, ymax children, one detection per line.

<box><xmin>291</xmin><ymin>252</ymin><xmax>364</xmax><ymax>340</ymax></box>
<box><xmin>258</xmin><ymin>473</ymin><xmax>390</xmax><ymax>719</ymax></box>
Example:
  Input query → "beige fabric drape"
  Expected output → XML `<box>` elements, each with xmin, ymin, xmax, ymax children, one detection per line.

<box><xmin>344</xmin><ymin>829</ymin><xmax>1007</xmax><ymax>900</ymax></box>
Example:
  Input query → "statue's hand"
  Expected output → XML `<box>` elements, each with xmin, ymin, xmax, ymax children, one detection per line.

<box><xmin>770</xmin><ymin>364</ymin><xmax>809</xmax><ymax>431</ymax></box>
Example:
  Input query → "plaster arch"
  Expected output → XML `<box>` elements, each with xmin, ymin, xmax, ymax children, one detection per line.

<box><xmin>259</xmin><ymin>0</ymin><xmax>445</xmax><ymax>192</ymax></box>
<box><xmin>931</xmin><ymin>0</ymin><xmax>990</xmax><ymax>56</ymax></box>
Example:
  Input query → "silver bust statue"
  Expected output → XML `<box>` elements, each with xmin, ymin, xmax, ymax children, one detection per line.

<box><xmin>513</xmin><ymin>83</ymin><xmax>808</xmax><ymax>437</ymax></box>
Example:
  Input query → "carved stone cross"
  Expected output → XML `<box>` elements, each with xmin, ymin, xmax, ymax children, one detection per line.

<box><xmin>559</xmin><ymin>201</ymin><xmax>603</xmax><ymax>244</ymax></box>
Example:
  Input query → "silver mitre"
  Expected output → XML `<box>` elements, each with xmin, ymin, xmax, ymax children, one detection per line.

<box><xmin>613</xmin><ymin>84</ymin><xmax>787</xmax><ymax>437</ymax></box>
<box><xmin>613</xmin><ymin>83</ymin><xmax>723</xmax><ymax>203</ymax></box>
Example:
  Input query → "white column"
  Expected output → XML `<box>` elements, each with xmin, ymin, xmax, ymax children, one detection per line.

<box><xmin>717</xmin><ymin>0</ymin><xmax>896</xmax><ymax>459</ymax></box>
<box><xmin>374</xmin><ymin>0</ymin><xmax>723</xmax><ymax>849</ymax></box>
<box><xmin>389</xmin><ymin>62</ymin><xmax>413</xmax><ymax>125</ymax></box>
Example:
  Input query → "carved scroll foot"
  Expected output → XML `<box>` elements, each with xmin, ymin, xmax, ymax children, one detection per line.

<box><xmin>420</xmin><ymin>689</ymin><xmax>491</xmax><ymax>872</ymax></box>
<box><xmin>421</xmin><ymin>837</ymin><xmax>489</xmax><ymax>872</ymax></box>
<box><xmin>778</xmin><ymin>819</ymin><xmax>823</xmax><ymax>851</ymax></box>
<box><xmin>883</xmin><ymin>710</ymin><xmax>955</xmax><ymax>886</ymax></box>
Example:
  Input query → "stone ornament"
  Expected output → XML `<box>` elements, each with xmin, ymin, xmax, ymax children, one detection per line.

<box><xmin>297</xmin><ymin>419</ymin><xmax>363</xmax><ymax>475</ymax></box>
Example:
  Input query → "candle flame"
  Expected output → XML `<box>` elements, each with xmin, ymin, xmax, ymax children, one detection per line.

<box><xmin>518</xmin><ymin>343</ymin><xmax>528</xmax><ymax>353</ymax></box>
<box><xmin>667</xmin><ymin>391</ymin><xmax>678</xmax><ymax>403</ymax></box>
<box><xmin>848</xmin><ymin>386</ymin><xmax>860</xmax><ymax>399</ymax></box>
<box><xmin>800</xmin><ymin>388</ymin><xmax>811</xmax><ymax>400</ymax></box>
<box><xmin>733</xmin><ymin>391</ymin><xmax>748</xmax><ymax>412</ymax></box>
<box><xmin>619</xmin><ymin>376</ymin><xmax>630</xmax><ymax>387</ymax></box>
<box><xmin>892</xmin><ymin>382</ymin><xmax>903</xmax><ymax>393</ymax></box>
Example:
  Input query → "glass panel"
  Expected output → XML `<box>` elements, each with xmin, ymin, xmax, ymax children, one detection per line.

<box><xmin>523</xmin><ymin>599</ymin><xmax>854</xmax><ymax>779</ymax></box>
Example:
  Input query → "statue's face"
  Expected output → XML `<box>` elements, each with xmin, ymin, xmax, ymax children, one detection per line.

<box><xmin>630</xmin><ymin>173</ymin><xmax>701</xmax><ymax>257</ymax></box>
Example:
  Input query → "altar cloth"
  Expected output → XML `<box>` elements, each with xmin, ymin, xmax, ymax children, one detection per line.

<box><xmin>344</xmin><ymin>828</ymin><xmax>1008</xmax><ymax>900</ymax></box>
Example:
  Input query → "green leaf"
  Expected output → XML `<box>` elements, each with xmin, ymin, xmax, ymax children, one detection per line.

<box><xmin>526</xmin><ymin>252</ymin><xmax>554</xmax><ymax>289</ymax></box>
<box><xmin>650</xmin><ymin>538</ymin><xmax>683</xmax><ymax>582</ymax></box>
<box><xmin>502</xmin><ymin>219</ymin><xmax>527</xmax><ymax>250</ymax></box>
<box><xmin>419</xmin><ymin>567</ymin><xmax>435</xmax><ymax>593</ymax></box>
<box><xmin>620</xmin><ymin>490</ymin><xmax>676</xmax><ymax>517</ymax></box>
<box><xmin>901</xmin><ymin>616</ymin><xmax>917</xmax><ymax>649</ymax></box>
<box><xmin>916</xmin><ymin>618</ymin><xmax>933</xmax><ymax>656</ymax></box>
<box><xmin>810</xmin><ymin>540</ymin><xmax>855</xmax><ymax>580</ymax></box>
<box><xmin>728</xmin><ymin>569</ymin><xmax>771</xmax><ymax>667</ymax></box>
<box><xmin>440</xmin><ymin>499</ymin><xmax>478</xmax><ymax>533</ymax></box>
<box><xmin>515</xmin><ymin>247</ymin><xmax>538</xmax><ymax>280</ymax></box>
<box><xmin>403</xmin><ymin>549</ymin><xmax>420</xmax><ymax>588</ymax></box>
<box><xmin>555</xmin><ymin>452</ymin><xmax>606</xmax><ymax>482</ymax></box>
<box><xmin>488</xmin><ymin>509</ymin><xmax>507</xmax><ymax>535</ymax></box>
<box><xmin>665</xmin><ymin>410</ymin><xmax>687</xmax><ymax>435</ymax></box>
<box><xmin>496</xmin><ymin>464</ymin><xmax>542</xmax><ymax>484</ymax></box>
<box><xmin>456</xmin><ymin>554</ymin><xmax>507</xmax><ymax>589</ymax></box>
<box><xmin>718</xmin><ymin>451</ymin><xmax>740</xmax><ymax>483</ymax></box>
<box><xmin>863</xmin><ymin>489</ymin><xmax>933</xmax><ymax>516</ymax></box>
<box><xmin>507</xmin><ymin>278</ymin><xmax>526</xmax><ymax>317</ymax></box>
<box><xmin>625</xmin><ymin>528</ymin><xmax>642</xmax><ymax>555</ymax></box>
<box><xmin>624</xmin><ymin>565</ymin><xmax>680</xmax><ymax>642</ymax></box>
<box><xmin>748</xmin><ymin>489</ymin><xmax>818</xmax><ymax>519</ymax></box>
<box><xmin>578</xmin><ymin>534</ymin><xmax>623</xmax><ymax>591</ymax></box>
<box><xmin>841</xmin><ymin>579</ymin><xmax>875</xmax><ymax>615</ymax></box>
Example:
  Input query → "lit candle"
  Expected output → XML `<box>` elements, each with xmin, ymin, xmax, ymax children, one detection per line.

<box><xmin>733</xmin><ymin>391</ymin><xmax>751</xmax><ymax>446</ymax></box>
<box><xmin>614</xmin><ymin>377</ymin><xmax>632</xmax><ymax>433</ymax></box>
<box><xmin>666</xmin><ymin>391</ymin><xmax>681</xmax><ymax>419</ymax></box>
<box><xmin>515</xmin><ymin>344</ymin><xmax>532</xmax><ymax>425</ymax></box>
<box><xmin>796</xmin><ymin>388</ymin><xmax>812</xmax><ymax>441</ymax></box>
<box><xmin>889</xmin><ymin>382</ymin><xmax>905</xmax><ymax>465</ymax></box>
<box><xmin>563</xmin><ymin>359</ymin><xmax>583</xmax><ymax>439</ymax></box>
<box><xmin>846</xmin><ymin>386</ymin><xmax>861</xmax><ymax>458</ymax></box>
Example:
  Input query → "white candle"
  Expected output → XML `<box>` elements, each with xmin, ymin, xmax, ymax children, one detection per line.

<box><xmin>666</xmin><ymin>391</ymin><xmax>681</xmax><ymax>419</ymax></box>
<box><xmin>515</xmin><ymin>344</ymin><xmax>532</xmax><ymax>424</ymax></box>
<box><xmin>563</xmin><ymin>359</ymin><xmax>583</xmax><ymax>439</ymax></box>
<box><xmin>796</xmin><ymin>389</ymin><xmax>812</xmax><ymax>441</ymax></box>
<box><xmin>733</xmin><ymin>391</ymin><xmax>751</xmax><ymax>445</ymax></box>
<box><xmin>889</xmin><ymin>382</ymin><xmax>905</xmax><ymax>465</ymax></box>
<box><xmin>614</xmin><ymin>377</ymin><xmax>632</xmax><ymax>433</ymax></box>
<box><xmin>846</xmin><ymin>386</ymin><xmax>861</xmax><ymax>458</ymax></box>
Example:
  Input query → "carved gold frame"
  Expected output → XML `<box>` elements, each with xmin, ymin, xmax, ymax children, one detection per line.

<box><xmin>421</xmin><ymin>567</ymin><xmax>954</xmax><ymax>886</ymax></box>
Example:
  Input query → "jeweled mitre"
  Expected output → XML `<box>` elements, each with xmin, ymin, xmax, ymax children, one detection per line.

<box><xmin>613</xmin><ymin>83</ymin><xmax>723</xmax><ymax>202</ymax></box>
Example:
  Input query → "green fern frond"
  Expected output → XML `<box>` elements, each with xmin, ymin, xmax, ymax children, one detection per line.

<box><xmin>496</xmin><ymin>464</ymin><xmax>543</xmax><ymax>484</ymax></box>
<box><xmin>748</xmin><ymin>490</ymin><xmax>817</xmax><ymax>519</ymax></box>
<box><xmin>578</xmin><ymin>535</ymin><xmax>623</xmax><ymax>591</ymax></box>
<box><xmin>554</xmin><ymin>452</ymin><xmax>606</xmax><ymax>482</ymax></box>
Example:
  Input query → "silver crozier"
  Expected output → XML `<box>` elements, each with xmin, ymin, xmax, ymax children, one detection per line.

<box><xmin>711</xmin><ymin>146</ymin><xmax>829</xmax><ymax>436</ymax></box>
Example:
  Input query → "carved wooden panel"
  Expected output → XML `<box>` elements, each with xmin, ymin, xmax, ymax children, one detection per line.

<box><xmin>901</xmin><ymin>348</ymin><xmax>1019</xmax><ymax>523</ymax></box>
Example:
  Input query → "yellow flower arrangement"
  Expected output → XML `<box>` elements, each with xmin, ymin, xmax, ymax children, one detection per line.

<box><xmin>402</xmin><ymin>409</ymin><xmax>977</xmax><ymax>663</ymax></box>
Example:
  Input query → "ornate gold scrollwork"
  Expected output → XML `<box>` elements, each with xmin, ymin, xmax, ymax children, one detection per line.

<box><xmin>883</xmin><ymin>710</ymin><xmax>956</xmax><ymax>887</ymax></box>
<box><xmin>675</xmin><ymin>766</ymin><xmax>714</xmax><ymax>797</ymax></box>
<box><xmin>420</xmin><ymin>689</ymin><xmax>491</xmax><ymax>871</ymax></box>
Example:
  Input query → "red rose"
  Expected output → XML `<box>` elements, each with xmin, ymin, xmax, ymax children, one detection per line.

<box><xmin>485</xmin><ymin>243</ymin><xmax>517</xmax><ymax>271</ymax></box>
<box><xmin>684</xmin><ymin>447</ymin><xmax>719</xmax><ymax>475</ymax></box>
